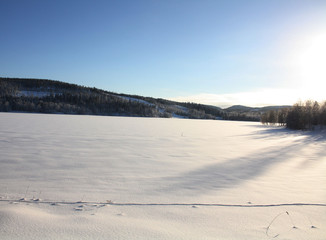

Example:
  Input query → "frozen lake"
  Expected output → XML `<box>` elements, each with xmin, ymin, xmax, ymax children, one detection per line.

<box><xmin>1</xmin><ymin>112</ymin><xmax>325</xmax><ymax>239</ymax></box>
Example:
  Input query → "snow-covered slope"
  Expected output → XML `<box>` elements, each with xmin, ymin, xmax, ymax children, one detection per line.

<box><xmin>17</xmin><ymin>90</ymin><xmax>54</xmax><ymax>97</ymax></box>
<box><xmin>0</xmin><ymin>113</ymin><xmax>325</xmax><ymax>239</ymax></box>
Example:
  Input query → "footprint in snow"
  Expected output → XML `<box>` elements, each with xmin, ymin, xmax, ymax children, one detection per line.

<box><xmin>74</xmin><ymin>205</ymin><xmax>85</xmax><ymax>211</ymax></box>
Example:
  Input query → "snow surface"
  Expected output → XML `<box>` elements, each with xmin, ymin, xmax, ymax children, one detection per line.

<box><xmin>0</xmin><ymin>112</ymin><xmax>325</xmax><ymax>240</ymax></box>
<box><xmin>17</xmin><ymin>90</ymin><xmax>54</xmax><ymax>97</ymax></box>
<box><xmin>117</xmin><ymin>95</ymin><xmax>154</xmax><ymax>106</ymax></box>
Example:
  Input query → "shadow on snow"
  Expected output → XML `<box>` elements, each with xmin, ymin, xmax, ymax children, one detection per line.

<box><xmin>247</xmin><ymin>125</ymin><xmax>326</xmax><ymax>142</ymax></box>
<box><xmin>160</xmin><ymin>129</ymin><xmax>326</xmax><ymax>195</ymax></box>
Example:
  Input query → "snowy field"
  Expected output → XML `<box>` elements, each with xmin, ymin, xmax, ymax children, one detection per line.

<box><xmin>0</xmin><ymin>112</ymin><xmax>325</xmax><ymax>240</ymax></box>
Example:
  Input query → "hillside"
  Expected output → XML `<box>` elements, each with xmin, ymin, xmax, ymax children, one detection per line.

<box><xmin>223</xmin><ymin>105</ymin><xmax>292</xmax><ymax>122</ymax></box>
<box><xmin>0</xmin><ymin>77</ymin><xmax>288</xmax><ymax>121</ymax></box>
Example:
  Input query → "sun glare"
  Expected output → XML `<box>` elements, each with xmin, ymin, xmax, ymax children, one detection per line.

<box><xmin>297</xmin><ymin>33</ymin><xmax>326</xmax><ymax>99</ymax></box>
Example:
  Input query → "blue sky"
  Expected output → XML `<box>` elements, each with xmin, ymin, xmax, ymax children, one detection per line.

<box><xmin>1</xmin><ymin>0</ymin><xmax>325</xmax><ymax>107</ymax></box>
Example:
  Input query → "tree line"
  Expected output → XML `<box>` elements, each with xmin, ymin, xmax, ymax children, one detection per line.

<box><xmin>261</xmin><ymin>100</ymin><xmax>326</xmax><ymax>130</ymax></box>
<box><xmin>0</xmin><ymin>78</ymin><xmax>161</xmax><ymax>117</ymax></box>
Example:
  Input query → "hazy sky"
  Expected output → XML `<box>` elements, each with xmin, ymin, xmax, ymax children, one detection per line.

<box><xmin>1</xmin><ymin>0</ymin><xmax>325</xmax><ymax>107</ymax></box>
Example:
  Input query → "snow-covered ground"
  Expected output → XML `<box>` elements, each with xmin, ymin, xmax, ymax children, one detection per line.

<box><xmin>117</xmin><ymin>95</ymin><xmax>154</xmax><ymax>106</ymax></box>
<box><xmin>0</xmin><ymin>112</ymin><xmax>325</xmax><ymax>240</ymax></box>
<box><xmin>17</xmin><ymin>90</ymin><xmax>55</xmax><ymax>97</ymax></box>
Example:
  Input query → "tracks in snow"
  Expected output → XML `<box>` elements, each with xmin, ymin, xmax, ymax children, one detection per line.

<box><xmin>1</xmin><ymin>199</ymin><xmax>326</xmax><ymax>208</ymax></box>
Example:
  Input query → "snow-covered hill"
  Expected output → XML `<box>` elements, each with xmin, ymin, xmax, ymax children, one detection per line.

<box><xmin>0</xmin><ymin>77</ymin><xmax>223</xmax><ymax>119</ymax></box>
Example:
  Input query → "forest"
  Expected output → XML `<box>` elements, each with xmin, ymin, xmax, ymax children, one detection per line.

<box><xmin>0</xmin><ymin>77</ymin><xmax>225</xmax><ymax>119</ymax></box>
<box><xmin>261</xmin><ymin>100</ymin><xmax>326</xmax><ymax>130</ymax></box>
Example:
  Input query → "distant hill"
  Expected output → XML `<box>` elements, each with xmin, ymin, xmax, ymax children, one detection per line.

<box><xmin>225</xmin><ymin>105</ymin><xmax>260</xmax><ymax>112</ymax></box>
<box><xmin>222</xmin><ymin>104</ymin><xmax>291</xmax><ymax>122</ymax></box>
<box><xmin>0</xmin><ymin>77</ymin><xmax>289</xmax><ymax>121</ymax></box>
<box><xmin>225</xmin><ymin>105</ymin><xmax>291</xmax><ymax>112</ymax></box>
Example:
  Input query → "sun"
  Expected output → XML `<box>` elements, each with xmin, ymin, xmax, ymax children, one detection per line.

<box><xmin>297</xmin><ymin>33</ymin><xmax>326</xmax><ymax>98</ymax></box>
